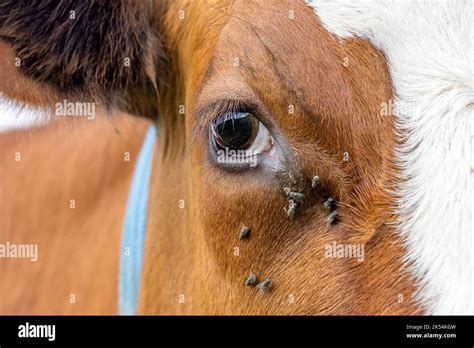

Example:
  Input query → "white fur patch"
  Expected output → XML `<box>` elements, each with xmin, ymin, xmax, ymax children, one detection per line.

<box><xmin>0</xmin><ymin>94</ymin><xmax>50</xmax><ymax>132</ymax></box>
<box><xmin>307</xmin><ymin>0</ymin><xmax>473</xmax><ymax>314</ymax></box>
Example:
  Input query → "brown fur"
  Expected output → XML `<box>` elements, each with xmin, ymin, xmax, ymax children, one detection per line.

<box><xmin>140</xmin><ymin>0</ymin><xmax>422</xmax><ymax>314</ymax></box>
<box><xmin>0</xmin><ymin>41</ymin><xmax>150</xmax><ymax>314</ymax></box>
<box><xmin>0</xmin><ymin>42</ymin><xmax>60</xmax><ymax>108</ymax></box>
<box><xmin>0</xmin><ymin>115</ymin><xmax>149</xmax><ymax>314</ymax></box>
<box><xmin>0</xmin><ymin>0</ymin><xmax>161</xmax><ymax>117</ymax></box>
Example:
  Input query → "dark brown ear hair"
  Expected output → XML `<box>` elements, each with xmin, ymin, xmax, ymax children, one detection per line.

<box><xmin>0</xmin><ymin>0</ymin><xmax>165</xmax><ymax>117</ymax></box>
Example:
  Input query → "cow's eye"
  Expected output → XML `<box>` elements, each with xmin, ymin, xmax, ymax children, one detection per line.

<box><xmin>210</xmin><ymin>112</ymin><xmax>273</xmax><ymax>154</ymax></box>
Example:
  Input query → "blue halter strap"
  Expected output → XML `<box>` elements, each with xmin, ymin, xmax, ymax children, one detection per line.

<box><xmin>119</xmin><ymin>125</ymin><xmax>157</xmax><ymax>315</ymax></box>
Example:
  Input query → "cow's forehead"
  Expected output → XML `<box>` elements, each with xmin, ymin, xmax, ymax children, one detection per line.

<box><xmin>198</xmin><ymin>1</ymin><xmax>349</xmax><ymax>134</ymax></box>
<box><xmin>196</xmin><ymin>0</ymin><xmax>393</xmax><ymax>147</ymax></box>
<box><xmin>308</xmin><ymin>0</ymin><xmax>473</xmax><ymax>315</ymax></box>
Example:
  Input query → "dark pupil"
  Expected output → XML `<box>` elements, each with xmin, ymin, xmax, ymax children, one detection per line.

<box><xmin>213</xmin><ymin>113</ymin><xmax>258</xmax><ymax>150</ymax></box>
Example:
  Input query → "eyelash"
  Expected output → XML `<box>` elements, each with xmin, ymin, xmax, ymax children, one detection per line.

<box><xmin>196</xmin><ymin>99</ymin><xmax>262</xmax><ymax>131</ymax></box>
<box><xmin>209</xmin><ymin>100</ymin><xmax>254</xmax><ymax>124</ymax></box>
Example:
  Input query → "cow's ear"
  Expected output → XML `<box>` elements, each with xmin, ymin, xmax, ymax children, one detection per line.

<box><xmin>0</xmin><ymin>0</ymin><xmax>164</xmax><ymax>118</ymax></box>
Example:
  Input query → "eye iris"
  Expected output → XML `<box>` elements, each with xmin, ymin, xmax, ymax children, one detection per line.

<box><xmin>213</xmin><ymin>112</ymin><xmax>259</xmax><ymax>150</ymax></box>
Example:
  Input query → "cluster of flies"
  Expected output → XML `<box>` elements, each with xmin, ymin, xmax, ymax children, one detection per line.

<box><xmin>238</xmin><ymin>175</ymin><xmax>338</xmax><ymax>294</ymax></box>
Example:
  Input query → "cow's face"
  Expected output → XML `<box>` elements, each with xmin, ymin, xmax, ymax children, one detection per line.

<box><xmin>139</xmin><ymin>0</ymin><xmax>421</xmax><ymax>314</ymax></box>
<box><xmin>1</xmin><ymin>0</ymin><xmax>469</xmax><ymax>315</ymax></box>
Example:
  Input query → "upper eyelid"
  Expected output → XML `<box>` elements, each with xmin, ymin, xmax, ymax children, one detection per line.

<box><xmin>197</xmin><ymin>99</ymin><xmax>246</xmax><ymax>124</ymax></box>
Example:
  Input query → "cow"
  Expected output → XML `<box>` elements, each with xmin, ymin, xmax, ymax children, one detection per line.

<box><xmin>0</xmin><ymin>0</ymin><xmax>471</xmax><ymax>315</ymax></box>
